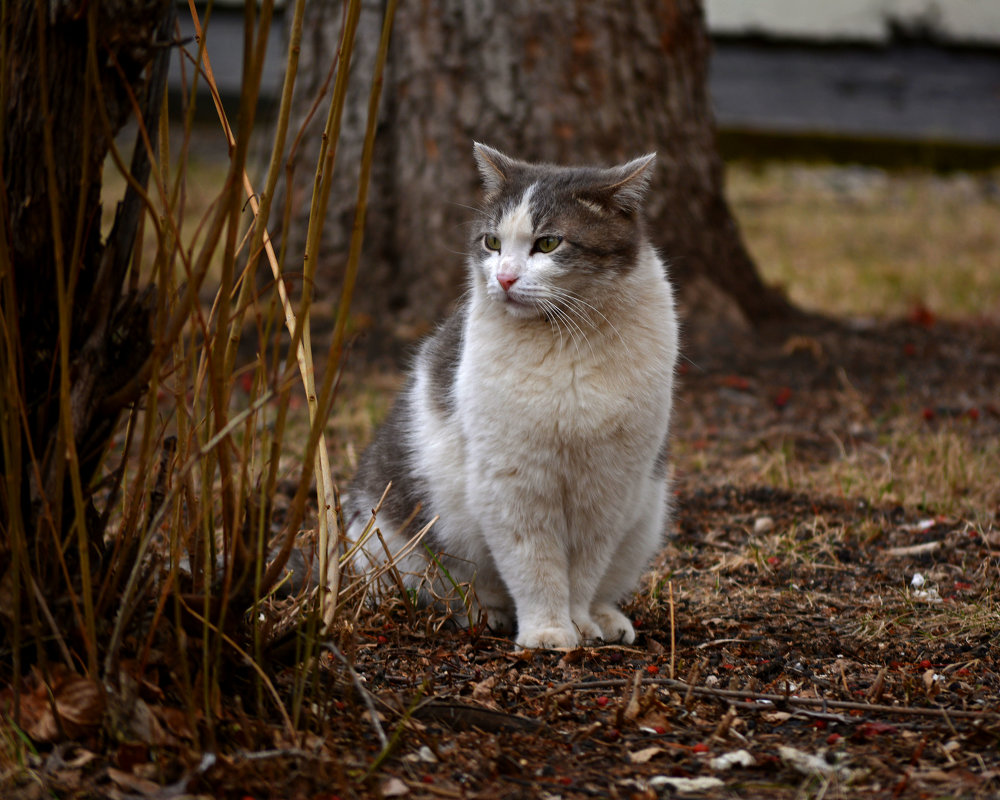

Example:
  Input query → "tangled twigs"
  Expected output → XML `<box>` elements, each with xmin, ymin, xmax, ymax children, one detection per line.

<box><xmin>536</xmin><ymin>674</ymin><xmax>1000</xmax><ymax>725</ymax></box>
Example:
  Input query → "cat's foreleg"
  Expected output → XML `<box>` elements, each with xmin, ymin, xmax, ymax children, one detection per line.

<box><xmin>479</xmin><ymin>508</ymin><xmax>578</xmax><ymax>648</ymax></box>
<box><xmin>591</xmin><ymin>485</ymin><xmax>669</xmax><ymax>644</ymax></box>
<box><xmin>567</xmin><ymin>528</ymin><xmax>627</xmax><ymax>643</ymax></box>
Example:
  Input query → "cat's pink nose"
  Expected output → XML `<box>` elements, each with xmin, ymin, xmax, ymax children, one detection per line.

<box><xmin>497</xmin><ymin>273</ymin><xmax>519</xmax><ymax>293</ymax></box>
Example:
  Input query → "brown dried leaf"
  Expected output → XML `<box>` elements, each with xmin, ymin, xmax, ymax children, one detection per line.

<box><xmin>635</xmin><ymin>709</ymin><xmax>672</xmax><ymax>733</ymax></box>
<box><xmin>19</xmin><ymin>666</ymin><xmax>105</xmax><ymax>743</ymax></box>
<box><xmin>471</xmin><ymin>675</ymin><xmax>498</xmax><ymax>708</ymax></box>
<box><xmin>557</xmin><ymin>647</ymin><xmax>588</xmax><ymax>668</ymax></box>
<box><xmin>923</xmin><ymin>668</ymin><xmax>940</xmax><ymax>697</ymax></box>
<box><xmin>126</xmin><ymin>696</ymin><xmax>172</xmax><ymax>745</ymax></box>
<box><xmin>152</xmin><ymin>705</ymin><xmax>195</xmax><ymax>740</ymax></box>
<box><xmin>107</xmin><ymin>766</ymin><xmax>162</xmax><ymax>796</ymax></box>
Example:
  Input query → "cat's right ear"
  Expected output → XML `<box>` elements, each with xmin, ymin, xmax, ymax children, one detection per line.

<box><xmin>473</xmin><ymin>143</ymin><xmax>516</xmax><ymax>195</ymax></box>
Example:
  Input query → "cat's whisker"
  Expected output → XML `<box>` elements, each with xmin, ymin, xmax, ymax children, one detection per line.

<box><xmin>542</xmin><ymin>296</ymin><xmax>594</xmax><ymax>353</ymax></box>
<box><xmin>545</xmin><ymin>286</ymin><xmax>634</xmax><ymax>360</ymax></box>
<box><xmin>542</xmin><ymin>298</ymin><xmax>593</xmax><ymax>358</ymax></box>
<box><xmin>447</xmin><ymin>200</ymin><xmax>485</xmax><ymax>215</ymax></box>
<box><xmin>547</xmin><ymin>305</ymin><xmax>582</xmax><ymax>354</ymax></box>
<box><xmin>538</xmin><ymin>299</ymin><xmax>567</xmax><ymax>351</ymax></box>
<box><xmin>543</xmin><ymin>289</ymin><xmax>609</xmax><ymax>340</ymax></box>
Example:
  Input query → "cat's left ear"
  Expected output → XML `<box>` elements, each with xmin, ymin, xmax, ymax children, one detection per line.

<box><xmin>473</xmin><ymin>142</ymin><xmax>518</xmax><ymax>195</ymax></box>
<box><xmin>601</xmin><ymin>153</ymin><xmax>657</xmax><ymax>215</ymax></box>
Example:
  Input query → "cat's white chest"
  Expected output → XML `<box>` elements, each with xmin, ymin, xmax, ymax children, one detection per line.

<box><xmin>457</xmin><ymin>285</ymin><xmax>674</xmax><ymax>445</ymax></box>
<box><xmin>459</xmin><ymin>320</ymin><xmax>611</xmax><ymax>439</ymax></box>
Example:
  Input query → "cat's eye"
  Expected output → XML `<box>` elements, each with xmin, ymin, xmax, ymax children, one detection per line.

<box><xmin>533</xmin><ymin>235</ymin><xmax>562</xmax><ymax>254</ymax></box>
<box><xmin>483</xmin><ymin>233</ymin><xmax>501</xmax><ymax>252</ymax></box>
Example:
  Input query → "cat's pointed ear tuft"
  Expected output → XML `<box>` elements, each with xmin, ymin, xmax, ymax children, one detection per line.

<box><xmin>604</xmin><ymin>152</ymin><xmax>657</xmax><ymax>215</ymax></box>
<box><xmin>473</xmin><ymin>142</ymin><xmax>517</xmax><ymax>195</ymax></box>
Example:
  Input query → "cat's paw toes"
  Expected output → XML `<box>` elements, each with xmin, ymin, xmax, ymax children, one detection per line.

<box><xmin>516</xmin><ymin>626</ymin><xmax>579</xmax><ymax>650</ymax></box>
<box><xmin>571</xmin><ymin>615</ymin><xmax>603</xmax><ymax>642</ymax></box>
<box><xmin>592</xmin><ymin>605</ymin><xmax>636</xmax><ymax>644</ymax></box>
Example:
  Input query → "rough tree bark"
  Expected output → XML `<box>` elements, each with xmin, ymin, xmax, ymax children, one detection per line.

<box><xmin>276</xmin><ymin>0</ymin><xmax>793</xmax><ymax>347</ymax></box>
<box><xmin>1</xmin><ymin>0</ymin><xmax>173</xmax><ymax>639</ymax></box>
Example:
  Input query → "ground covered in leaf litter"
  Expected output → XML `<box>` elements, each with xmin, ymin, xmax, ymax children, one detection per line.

<box><xmin>9</xmin><ymin>316</ymin><xmax>1000</xmax><ymax>800</ymax></box>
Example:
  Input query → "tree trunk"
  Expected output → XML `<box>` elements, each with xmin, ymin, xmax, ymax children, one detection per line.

<box><xmin>1</xmin><ymin>0</ymin><xmax>172</xmax><ymax>645</ymax></box>
<box><xmin>277</xmin><ymin>0</ymin><xmax>793</xmax><ymax>347</ymax></box>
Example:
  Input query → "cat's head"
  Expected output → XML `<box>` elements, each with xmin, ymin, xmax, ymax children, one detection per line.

<box><xmin>470</xmin><ymin>143</ymin><xmax>656</xmax><ymax>321</ymax></box>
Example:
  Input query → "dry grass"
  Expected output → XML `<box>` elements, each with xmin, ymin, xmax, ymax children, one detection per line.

<box><xmin>725</xmin><ymin>163</ymin><xmax>1000</xmax><ymax>321</ymax></box>
<box><xmin>662</xmin><ymin>161</ymin><xmax>1000</xmax><ymax>521</ymax></box>
<box><xmin>676</xmin><ymin>413</ymin><xmax>1000</xmax><ymax>517</ymax></box>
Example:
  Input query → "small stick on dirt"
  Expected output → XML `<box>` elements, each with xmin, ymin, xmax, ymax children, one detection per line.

<box><xmin>868</xmin><ymin>667</ymin><xmax>887</xmax><ymax>703</ymax></box>
<box><xmin>696</xmin><ymin>638</ymin><xmax>751</xmax><ymax>649</ymax></box>
<box><xmin>884</xmin><ymin>541</ymin><xmax>943</xmax><ymax>557</ymax></box>
<box><xmin>668</xmin><ymin>580</ymin><xmax>676</xmax><ymax>679</ymax></box>
<box><xmin>623</xmin><ymin>670</ymin><xmax>643</xmax><ymax>724</ymax></box>
<box><xmin>365</xmin><ymin>679</ymin><xmax>430</xmax><ymax>779</ymax></box>
<box><xmin>711</xmin><ymin>705</ymin><xmax>737</xmax><ymax>740</ymax></box>
<box><xmin>683</xmin><ymin>658</ymin><xmax>706</xmax><ymax>708</ymax></box>
<box><xmin>324</xmin><ymin>642</ymin><xmax>388</xmax><ymax>750</ymax></box>
<box><xmin>532</xmin><ymin>676</ymin><xmax>1000</xmax><ymax>724</ymax></box>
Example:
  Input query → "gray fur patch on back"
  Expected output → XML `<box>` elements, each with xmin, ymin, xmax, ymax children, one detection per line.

<box><xmin>421</xmin><ymin>307</ymin><xmax>466</xmax><ymax>417</ymax></box>
<box><xmin>348</xmin><ymin>308</ymin><xmax>467</xmax><ymax>553</ymax></box>
<box><xmin>652</xmin><ymin>434</ymin><xmax>671</xmax><ymax>481</ymax></box>
<box><xmin>348</xmin><ymin>391</ymin><xmax>437</xmax><ymax>549</ymax></box>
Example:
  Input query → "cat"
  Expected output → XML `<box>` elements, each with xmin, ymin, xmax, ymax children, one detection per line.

<box><xmin>345</xmin><ymin>143</ymin><xmax>679</xmax><ymax>649</ymax></box>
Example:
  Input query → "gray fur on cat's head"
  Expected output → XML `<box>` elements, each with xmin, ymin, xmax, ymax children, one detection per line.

<box><xmin>470</xmin><ymin>144</ymin><xmax>658</xmax><ymax>322</ymax></box>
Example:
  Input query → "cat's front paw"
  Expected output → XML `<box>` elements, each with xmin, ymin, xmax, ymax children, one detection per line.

<box><xmin>571</xmin><ymin>613</ymin><xmax>603</xmax><ymax>642</ymax></box>
<box><xmin>516</xmin><ymin>626</ymin><xmax>579</xmax><ymax>650</ymax></box>
<box><xmin>591</xmin><ymin>604</ymin><xmax>636</xmax><ymax>644</ymax></box>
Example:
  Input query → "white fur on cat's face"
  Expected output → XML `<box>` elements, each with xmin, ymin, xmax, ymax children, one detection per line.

<box><xmin>479</xmin><ymin>184</ymin><xmax>566</xmax><ymax>320</ymax></box>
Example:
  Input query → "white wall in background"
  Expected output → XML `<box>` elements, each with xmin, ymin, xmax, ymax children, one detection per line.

<box><xmin>705</xmin><ymin>0</ymin><xmax>1000</xmax><ymax>45</ymax></box>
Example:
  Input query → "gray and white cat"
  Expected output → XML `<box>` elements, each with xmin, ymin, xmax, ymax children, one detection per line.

<box><xmin>345</xmin><ymin>144</ymin><xmax>679</xmax><ymax>649</ymax></box>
